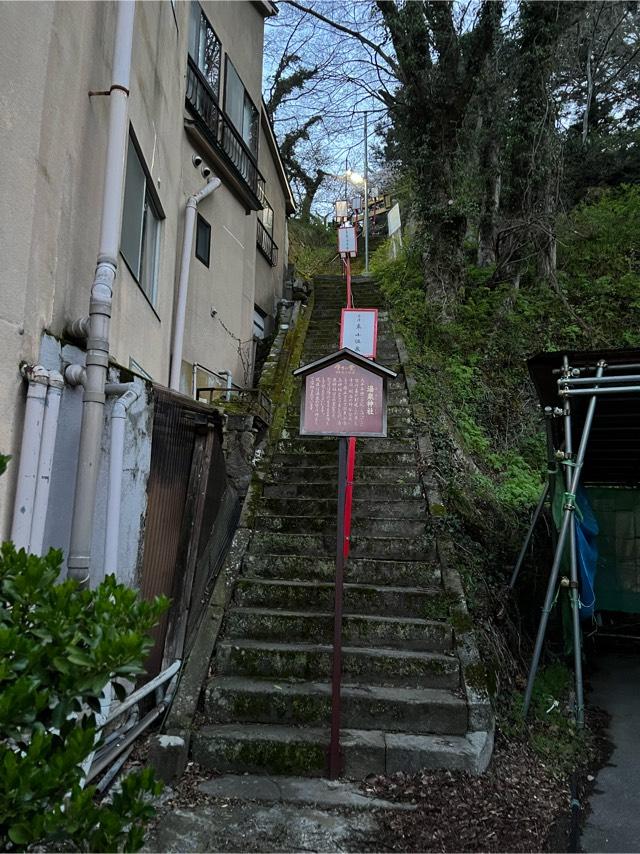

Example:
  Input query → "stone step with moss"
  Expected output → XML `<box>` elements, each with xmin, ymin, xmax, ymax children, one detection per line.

<box><xmin>205</xmin><ymin>677</ymin><xmax>467</xmax><ymax>735</ymax></box>
<box><xmin>215</xmin><ymin>640</ymin><xmax>460</xmax><ymax>689</ymax></box>
<box><xmin>191</xmin><ymin>724</ymin><xmax>490</xmax><ymax>779</ymax></box>
<box><xmin>262</xmin><ymin>480</ymin><xmax>425</xmax><ymax>501</ymax></box>
<box><xmin>271</xmin><ymin>451</ymin><xmax>416</xmax><ymax>468</ymax></box>
<box><xmin>255</xmin><ymin>497</ymin><xmax>427</xmax><ymax>520</ymax></box>
<box><xmin>276</xmin><ymin>437</ymin><xmax>413</xmax><ymax>454</ymax></box>
<box><xmin>249</xmin><ymin>531</ymin><xmax>434</xmax><ymax>560</ymax></box>
<box><xmin>267</xmin><ymin>465</ymin><xmax>420</xmax><ymax>486</ymax></box>
<box><xmin>233</xmin><ymin>578</ymin><xmax>441</xmax><ymax>618</ymax></box>
<box><xmin>224</xmin><ymin>608</ymin><xmax>453</xmax><ymax>652</ymax></box>
<box><xmin>253</xmin><ymin>514</ymin><xmax>426</xmax><ymax>538</ymax></box>
<box><xmin>241</xmin><ymin>553</ymin><xmax>441</xmax><ymax>587</ymax></box>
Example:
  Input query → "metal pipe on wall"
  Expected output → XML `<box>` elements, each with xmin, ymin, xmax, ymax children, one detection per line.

<box><xmin>11</xmin><ymin>365</ymin><xmax>50</xmax><ymax>550</ymax></box>
<box><xmin>169</xmin><ymin>177</ymin><xmax>221</xmax><ymax>391</ymax></box>
<box><xmin>29</xmin><ymin>371</ymin><xmax>65</xmax><ymax>555</ymax></box>
<box><xmin>67</xmin><ymin>0</ymin><xmax>135</xmax><ymax>587</ymax></box>
<box><xmin>103</xmin><ymin>385</ymin><xmax>140</xmax><ymax>576</ymax></box>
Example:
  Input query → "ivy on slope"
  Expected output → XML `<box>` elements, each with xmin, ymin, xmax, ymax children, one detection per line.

<box><xmin>371</xmin><ymin>185</ymin><xmax>640</xmax><ymax>544</ymax></box>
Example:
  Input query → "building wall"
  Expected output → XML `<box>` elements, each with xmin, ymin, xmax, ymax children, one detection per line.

<box><xmin>0</xmin><ymin>0</ymin><xmax>291</xmax><ymax>559</ymax></box>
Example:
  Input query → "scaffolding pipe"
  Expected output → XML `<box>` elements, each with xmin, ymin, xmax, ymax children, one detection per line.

<box><xmin>523</xmin><ymin>360</ymin><xmax>605</xmax><ymax>719</ymax></box>
<box><xmin>509</xmin><ymin>482</ymin><xmax>549</xmax><ymax>589</ymax></box>
<box><xmin>563</xmin><ymin>375</ymin><xmax>585</xmax><ymax>728</ymax></box>
<box><xmin>559</xmin><ymin>374</ymin><xmax>640</xmax><ymax>387</ymax></box>
<box><xmin>67</xmin><ymin>0</ymin><xmax>135</xmax><ymax>587</ymax></box>
<box><xmin>561</xmin><ymin>385</ymin><xmax>640</xmax><ymax>397</ymax></box>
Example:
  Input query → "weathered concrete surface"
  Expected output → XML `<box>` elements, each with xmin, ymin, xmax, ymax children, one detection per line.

<box><xmin>145</xmin><ymin>802</ymin><xmax>376</xmax><ymax>853</ymax></box>
<box><xmin>581</xmin><ymin>652</ymin><xmax>640</xmax><ymax>853</ymax></box>
<box><xmin>197</xmin><ymin>774</ymin><xmax>416</xmax><ymax>811</ymax></box>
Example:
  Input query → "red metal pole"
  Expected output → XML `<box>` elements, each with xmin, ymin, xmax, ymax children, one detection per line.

<box><xmin>329</xmin><ymin>436</ymin><xmax>348</xmax><ymax>779</ymax></box>
<box><xmin>343</xmin><ymin>437</ymin><xmax>356</xmax><ymax>559</ymax></box>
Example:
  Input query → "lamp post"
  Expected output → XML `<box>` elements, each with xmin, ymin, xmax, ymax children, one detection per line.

<box><xmin>364</xmin><ymin>111</ymin><xmax>369</xmax><ymax>274</ymax></box>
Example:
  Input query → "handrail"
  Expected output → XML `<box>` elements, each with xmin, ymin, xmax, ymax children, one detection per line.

<box><xmin>186</xmin><ymin>56</ymin><xmax>265</xmax><ymax>206</ymax></box>
<box><xmin>197</xmin><ymin>386</ymin><xmax>273</xmax><ymax>427</ymax></box>
<box><xmin>256</xmin><ymin>219</ymin><xmax>278</xmax><ymax>267</ymax></box>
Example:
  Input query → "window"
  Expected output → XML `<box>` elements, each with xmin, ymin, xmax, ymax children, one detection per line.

<box><xmin>195</xmin><ymin>214</ymin><xmax>211</xmax><ymax>266</ymax></box>
<box><xmin>189</xmin><ymin>2</ymin><xmax>221</xmax><ymax>98</ymax></box>
<box><xmin>259</xmin><ymin>200</ymin><xmax>274</xmax><ymax>236</ymax></box>
<box><xmin>253</xmin><ymin>307</ymin><xmax>267</xmax><ymax>340</ymax></box>
<box><xmin>224</xmin><ymin>58</ymin><xmax>259</xmax><ymax>158</ymax></box>
<box><xmin>121</xmin><ymin>133</ymin><xmax>162</xmax><ymax>306</ymax></box>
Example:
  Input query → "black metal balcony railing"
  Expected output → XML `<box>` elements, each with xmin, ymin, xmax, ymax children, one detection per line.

<box><xmin>186</xmin><ymin>56</ymin><xmax>266</xmax><ymax>206</ymax></box>
<box><xmin>256</xmin><ymin>219</ymin><xmax>278</xmax><ymax>267</ymax></box>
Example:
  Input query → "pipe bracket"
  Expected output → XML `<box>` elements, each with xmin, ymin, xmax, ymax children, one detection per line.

<box><xmin>84</xmin><ymin>391</ymin><xmax>106</xmax><ymax>404</ymax></box>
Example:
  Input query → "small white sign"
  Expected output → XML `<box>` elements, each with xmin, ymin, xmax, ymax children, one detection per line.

<box><xmin>387</xmin><ymin>202</ymin><xmax>401</xmax><ymax>236</ymax></box>
<box><xmin>338</xmin><ymin>224</ymin><xmax>357</xmax><ymax>257</ymax></box>
<box><xmin>340</xmin><ymin>308</ymin><xmax>378</xmax><ymax>358</ymax></box>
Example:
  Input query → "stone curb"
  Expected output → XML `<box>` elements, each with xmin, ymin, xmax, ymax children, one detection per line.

<box><xmin>393</xmin><ymin>329</ymin><xmax>495</xmax><ymax>765</ymax></box>
<box><xmin>161</xmin><ymin>296</ymin><xmax>313</xmax><ymax>764</ymax></box>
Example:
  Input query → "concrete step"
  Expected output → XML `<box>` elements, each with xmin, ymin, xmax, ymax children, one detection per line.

<box><xmin>192</xmin><ymin>724</ymin><xmax>491</xmax><ymax>778</ymax></box>
<box><xmin>205</xmin><ymin>677</ymin><xmax>467</xmax><ymax>735</ymax></box>
<box><xmin>241</xmin><ymin>553</ymin><xmax>441</xmax><ymax>587</ymax></box>
<box><xmin>256</xmin><ymin>498</ymin><xmax>427</xmax><ymax>520</ymax></box>
<box><xmin>234</xmin><ymin>578</ymin><xmax>441</xmax><ymax>618</ymax></box>
<box><xmin>271</xmin><ymin>452</ymin><xmax>416</xmax><ymax>469</ymax></box>
<box><xmin>253</xmin><ymin>515</ymin><xmax>426</xmax><ymax>538</ymax></box>
<box><xmin>225</xmin><ymin>608</ymin><xmax>452</xmax><ymax>652</ymax></box>
<box><xmin>216</xmin><ymin>639</ymin><xmax>460</xmax><ymax>689</ymax></box>
<box><xmin>280</xmin><ymin>421</ymin><xmax>413</xmax><ymax>440</ymax></box>
<box><xmin>249</xmin><ymin>531</ymin><xmax>433</xmax><ymax>560</ymax></box>
<box><xmin>267</xmin><ymin>465</ymin><xmax>419</xmax><ymax>486</ymax></box>
<box><xmin>276</xmin><ymin>437</ymin><xmax>414</xmax><ymax>455</ymax></box>
<box><xmin>262</xmin><ymin>481</ymin><xmax>424</xmax><ymax>500</ymax></box>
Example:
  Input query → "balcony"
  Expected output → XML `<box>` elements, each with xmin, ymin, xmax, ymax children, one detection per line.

<box><xmin>256</xmin><ymin>219</ymin><xmax>278</xmax><ymax>267</ymax></box>
<box><xmin>185</xmin><ymin>56</ymin><xmax>265</xmax><ymax>211</ymax></box>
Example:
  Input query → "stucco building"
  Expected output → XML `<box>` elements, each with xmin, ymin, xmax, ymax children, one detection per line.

<box><xmin>0</xmin><ymin>1</ymin><xmax>294</xmax><ymax>583</ymax></box>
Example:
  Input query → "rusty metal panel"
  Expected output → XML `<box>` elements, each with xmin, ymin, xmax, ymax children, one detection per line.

<box><xmin>140</xmin><ymin>387</ymin><xmax>222</xmax><ymax>677</ymax></box>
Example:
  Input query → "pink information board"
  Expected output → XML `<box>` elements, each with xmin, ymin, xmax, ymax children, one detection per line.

<box><xmin>300</xmin><ymin>359</ymin><xmax>386</xmax><ymax>437</ymax></box>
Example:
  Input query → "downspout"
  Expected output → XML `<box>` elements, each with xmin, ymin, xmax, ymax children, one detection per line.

<box><xmin>29</xmin><ymin>371</ymin><xmax>65</xmax><ymax>555</ymax></box>
<box><xmin>10</xmin><ymin>365</ymin><xmax>49</xmax><ymax>550</ymax></box>
<box><xmin>67</xmin><ymin>0</ymin><xmax>135</xmax><ymax>587</ymax></box>
<box><xmin>103</xmin><ymin>383</ymin><xmax>140</xmax><ymax>576</ymax></box>
<box><xmin>169</xmin><ymin>177</ymin><xmax>222</xmax><ymax>391</ymax></box>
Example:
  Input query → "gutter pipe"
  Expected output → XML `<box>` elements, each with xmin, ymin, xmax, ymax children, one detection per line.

<box><xmin>29</xmin><ymin>371</ymin><xmax>65</xmax><ymax>555</ymax></box>
<box><xmin>103</xmin><ymin>384</ymin><xmax>140</xmax><ymax>576</ymax></box>
<box><xmin>67</xmin><ymin>0</ymin><xmax>135</xmax><ymax>587</ymax></box>
<box><xmin>11</xmin><ymin>365</ymin><xmax>50</xmax><ymax>550</ymax></box>
<box><xmin>169</xmin><ymin>177</ymin><xmax>222</xmax><ymax>391</ymax></box>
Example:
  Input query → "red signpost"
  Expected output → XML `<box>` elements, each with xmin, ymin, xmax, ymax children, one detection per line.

<box><xmin>294</xmin><ymin>350</ymin><xmax>396</xmax><ymax>778</ymax></box>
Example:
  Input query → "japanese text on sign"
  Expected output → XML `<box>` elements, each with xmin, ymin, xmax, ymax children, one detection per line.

<box><xmin>340</xmin><ymin>309</ymin><xmax>378</xmax><ymax>358</ymax></box>
<box><xmin>301</xmin><ymin>360</ymin><xmax>385</xmax><ymax>437</ymax></box>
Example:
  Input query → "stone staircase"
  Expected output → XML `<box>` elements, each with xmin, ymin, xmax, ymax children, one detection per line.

<box><xmin>192</xmin><ymin>275</ymin><xmax>492</xmax><ymax>778</ymax></box>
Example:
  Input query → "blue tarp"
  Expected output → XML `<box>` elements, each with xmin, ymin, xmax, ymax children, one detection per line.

<box><xmin>552</xmin><ymin>476</ymin><xmax>599</xmax><ymax>619</ymax></box>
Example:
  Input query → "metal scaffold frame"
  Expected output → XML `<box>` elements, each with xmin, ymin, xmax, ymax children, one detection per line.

<box><xmin>511</xmin><ymin>352</ymin><xmax>640</xmax><ymax>725</ymax></box>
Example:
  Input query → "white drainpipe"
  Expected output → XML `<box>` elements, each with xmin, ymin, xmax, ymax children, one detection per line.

<box><xmin>103</xmin><ymin>383</ymin><xmax>140</xmax><ymax>577</ymax></box>
<box><xmin>11</xmin><ymin>365</ymin><xmax>50</xmax><ymax>550</ymax></box>
<box><xmin>67</xmin><ymin>0</ymin><xmax>135</xmax><ymax>587</ymax></box>
<box><xmin>29</xmin><ymin>371</ymin><xmax>65</xmax><ymax>556</ymax></box>
<box><xmin>169</xmin><ymin>177</ymin><xmax>222</xmax><ymax>391</ymax></box>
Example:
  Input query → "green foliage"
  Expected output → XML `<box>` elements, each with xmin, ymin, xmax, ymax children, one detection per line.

<box><xmin>501</xmin><ymin>663</ymin><xmax>587</xmax><ymax>774</ymax></box>
<box><xmin>288</xmin><ymin>217</ymin><xmax>337</xmax><ymax>280</ymax></box>
<box><xmin>0</xmin><ymin>543</ymin><xmax>168</xmax><ymax>852</ymax></box>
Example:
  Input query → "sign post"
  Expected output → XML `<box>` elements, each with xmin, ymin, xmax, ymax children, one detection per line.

<box><xmin>294</xmin><ymin>349</ymin><xmax>397</xmax><ymax>778</ymax></box>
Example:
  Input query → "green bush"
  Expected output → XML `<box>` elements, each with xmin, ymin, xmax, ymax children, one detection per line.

<box><xmin>0</xmin><ymin>543</ymin><xmax>168</xmax><ymax>852</ymax></box>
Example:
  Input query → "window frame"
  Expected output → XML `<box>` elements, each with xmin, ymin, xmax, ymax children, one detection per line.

<box><xmin>259</xmin><ymin>198</ymin><xmax>274</xmax><ymax>237</ymax></box>
<box><xmin>120</xmin><ymin>128</ymin><xmax>164</xmax><ymax>312</ymax></box>
<box><xmin>195</xmin><ymin>213</ymin><xmax>212</xmax><ymax>267</ymax></box>
<box><xmin>188</xmin><ymin>2</ymin><xmax>221</xmax><ymax>102</ymax></box>
<box><xmin>223</xmin><ymin>55</ymin><xmax>259</xmax><ymax>160</ymax></box>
